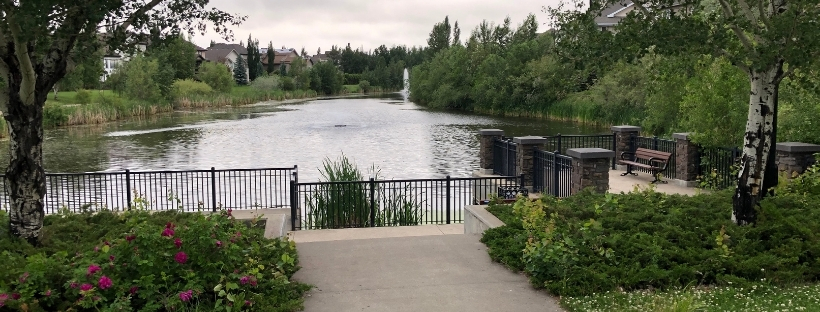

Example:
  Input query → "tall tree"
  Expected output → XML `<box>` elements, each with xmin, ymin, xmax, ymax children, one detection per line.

<box><xmin>267</xmin><ymin>42</ymin><xmax>275</xmax><ymax>74</ymax></box>
<box><xmin>453</xmin><ymin>21</ymin><xmax>461</xmax><ymax>46</ymax></box>
<box><xmin>557</xmin><ymin>0</ymin><xmax>820</xmax><ymax>224</ymax></box>
<box><xmin>247</xmin><ymin>34</ymin><xmax>256</xmax><ymax>81</ymax></box>
<box><xmin>427</xmin><ymin>16</ymin><xmax>452</xmax><ymax>56</ymax></box>
<box><xmin>233</xmin><ymin>55</ymin><xmax>248</xmax><ymax>85</ymax></box>
<box><xmin>0</xmin><ymin>0</ymin><xmax>244</xmax><ymax>243</ymax></box>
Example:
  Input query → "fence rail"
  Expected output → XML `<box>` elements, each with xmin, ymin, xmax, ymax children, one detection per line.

<box><xmin>291</xmin><ymin>175</ymin><xmax>522</xmax><ymax>230</ymax></box>
<box><xmin>533</xmin><ymin>149</ymin><xmax>573</xmax><ymax>197</ymax></box>
<box><xmin>0</xmin><ymin>167</ymin><xmax>297</xmax><ymax>214</ymax></box>
<box><xmin>493</xmin><ymin>137</ymin><xmax>518</xmax><ymax>176</ymax></box>
<box><xmin>629</xmin><ymin>135</ymin><xmax>678</xmax><ymax>179</ymax></box>
<box><xmin>543</xmin><ymin>134</ymin><xmax>616</xmax><ymax>169</ymax></box>
<box><xmin>698</xmin><ymin>147</ymin><xmax>741</xmax><ymax>189</ymax></box>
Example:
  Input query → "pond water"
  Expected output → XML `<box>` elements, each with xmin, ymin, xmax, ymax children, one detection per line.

<box><xmin>0</xmin><ymin>94</ymin><xmax>604</xmax><ymax>182</ymax></box>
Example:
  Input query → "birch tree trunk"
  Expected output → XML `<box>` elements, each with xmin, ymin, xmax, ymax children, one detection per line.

<box><xmin>733</xmin><ymin>62</ymin><xmax>783</xmax><ymax>225</ymax></box>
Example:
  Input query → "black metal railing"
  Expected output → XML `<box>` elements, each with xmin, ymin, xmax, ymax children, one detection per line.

<box><xmin>543</xmin><ymin>134</ymin><xmax>616</xmax><ymax>169</ymax></box>
<box><xmin>493</xmin><ymin>137</ymin><xmax>518</xmax><ymax>176</ymax></box>
<box><xmin>0</xmin><ymin>167</ymin><xmax>297</xmax><ymax>214</ymax></box>
<box><xmin>291</xmin><ymin>175</ymin><xmax>522</xmax><ymax>230</ymax></box>
<box><xmin>533</xmin><ymin>149</ymin><xmax>573</xmax><ymax>197</ymax></box>
<box><xmin>698</xmin><ymin>147</ymin><xmax>742</xmax><ymax>189</ymax></box>
<box><xmin>628</xmin><ymin>135</ymin><xmax>678</xmax><ymax>179</ymax></box>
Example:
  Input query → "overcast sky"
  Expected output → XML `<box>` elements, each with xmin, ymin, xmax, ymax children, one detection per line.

<box><xmin>192</xmin><ymin>0</ymin><xmax>564</xmax><ymax>54</ymax></box>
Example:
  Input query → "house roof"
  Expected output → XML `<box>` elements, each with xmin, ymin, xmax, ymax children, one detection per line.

<box><xmin>594</xmin><ymin>1</ymin><xmax>634</xmax><ymax>26</ymax></box>
<box><xmin>261</xmin><ymin>50</ymin><xmax>301</xmax><ymax>65</ymax></box>
<box><xmin>310</xmin><ymin>54</ymin><xmax>330</xmax><ymax>64</ymax></box>
<box><xmin>210</xmin><ymin>43</ymin><xmax>248</xmax><ymax>55</ymax></box>
<box><xmin>202</xmin><ymin>48</ymin><xmax>238</xmax><ymax>62</ymax></box>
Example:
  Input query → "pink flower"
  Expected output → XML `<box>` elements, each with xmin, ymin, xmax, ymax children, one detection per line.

<box><xmin>216</xmin><ymin>240</ymin><xmax>222</xmax><ymax>247</ymax></box>
<box><xmin>227</xmin><ymin>209</ymin><xmax>232</xmax><ymax>217</ymax></box>
<box><xmin>87</xmin><ymin>264</ymin><xmax>101</xmax><ymax>276</ymax></box>
<box><xmin>174</xmin><ymin>251</ymin><xmax>188</xmax><ymax>264</ymax></box>
<box><xmin>161</xmin><ymin>228</ymin><xmax>175</xmax><ymax>237</ymax></box>
<box><xmin>174</xmin><ymin>238</ymin><xmax>183</xmax><ymax>249</ymax></box>
<box><xmin>179</xmin><ymin>289</ymin><xmax>193</xmax><ymax>302</ymax></box>
<box><xmin>80</xmin><ymin>284</ymin><xmax>93</xmax><ymax>291</ymax></box>
<box><xmin>245</xmin><ymin>300</ymin><xmax>251</xmax><ymax>306</ymax></box>
<box><xmin>250</xmin><ymin>278</ymin><xmax>257</xmax><ymax>287</ymax></box>
<box><xmin>129</xmin><ymin>286</ymin><xmax>138</xmax><ymax>294</ymax></box>
<box><xmin>239</xmin><ymin>276</ymin><xmax>250</xmax><ymax>285</ymax></box>
<box><xmin>11</xmin><ymin>293</ymin><xmax>20</xmax><ymax>300</ymax></box>
<box><xmin>44</xmin><ymin>290</ymin><xmax>52</xmax><ymax>297</ymax></box>
<box><xmin>94</xmin><ymin>246</ymin><xmax>100</xmax><ymax>252</ymax></box>
<box><xmin>126</xmin><ymin>235</ymin><xmax>136</xmax><ymax>242</ymax></box>
<box><xmin>19</xmin><ymin>272</ymin><xmax>29</xmax><ymax>283</ymax></box>
<box><xmin>235</xmin><ymin>231</ymin><xmax>241</xmax><ymax>237</ymax></box>
<box><xmin>98</xmin><ymin>276</ymin><xmax>113</xmax><ymax>290</ymax></box>
<box><xmin>70</xmin><ymin>282</ymin><xmax>78</xmax><ymax>289</ymax></box>
<box><xmin>109</xmin><ymin>255</ymin><xmax>116</xmax><ymax>262</ymax></box>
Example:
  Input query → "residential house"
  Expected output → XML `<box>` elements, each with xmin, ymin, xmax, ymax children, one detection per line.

<box><xmin>202</xmin><ymin>48</ymin><xmax>242</xmax><ymax>72</ymax></box>
<box><xmin>310</xmin><ymin>53</ymin><xmax>330</xmax><ymax>66</ymax></box>
<box><xmin>101</xmin><ymin>37</ymin><xmax>148</xmax><ymax>81</ymax></box>
<box><xmin>209</xmin><ymin>43</ymin><xmax>248</xmax><ymax>61</ymax></box>
<box><xmin>594</xmin><ymin>1</ymin><xmax>691</xmax><ymax>32</ymax></box>
<box><xmin>261</xmin><ymin>48</ymin><xmax>302</xmax><ymax>73</ymax></box>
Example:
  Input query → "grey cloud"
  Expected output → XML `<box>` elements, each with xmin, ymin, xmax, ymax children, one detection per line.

<box><xmin>195</xmin><ymin>0</ymin><xmax>562</xmax><ymax>53</ymax></box>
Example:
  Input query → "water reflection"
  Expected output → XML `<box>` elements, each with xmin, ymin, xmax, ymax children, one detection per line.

<box><xmin>0</xmin><ymin>94</ymin><xmax>605</xmax><ymax>181</ymax></box>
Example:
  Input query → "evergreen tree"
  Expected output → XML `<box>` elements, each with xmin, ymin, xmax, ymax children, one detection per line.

<box><xmin>267</xmin><ymin>42</ymin><xmax>275</xmax><ymax>74</ymax></box>
<box><xmin>233</xmin><ymin>56</ymin><xmax>248</xmax><ymax>85</ymax></box>
<box><xmin>453</xmin><ymin>21</ymin><xmax>461</xmax><ymax>46</ymax></box>
<box><xmin>209</xmin><ymin>40</ymin><xmax>216</xmax><ymax>47</ymax></box>
<box><xmin>247</xmin><ymin>34</ymin><xmax>257</xmax><ymax>81</ymax></box>
<box><xmin>280</xmin><ymin>61</ymin><xmax>287</xmax><ymax>76</ymax></box>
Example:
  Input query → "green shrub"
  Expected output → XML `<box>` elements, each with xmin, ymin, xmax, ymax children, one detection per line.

<box><xmin>483</xmin><ymin>187</ymin><xmax>820</xmax><ymax>296</ymax></box>
<box><xmin>43</xmin><ymin>104</ymin><xmax>69</xmax><ymax>126</ymax></box>
<box><xmin>74</xmin><ymin>89</ymin><xmax>92</xmax><ymax>104</ymax></box>
<box><xmin>480</xmin><ymin>204</ymin><xmax>526</xmax><ymax>272</ymax></box>
<box><xmin>281</xmin><ymin>77</ymin><xmax>296</xmax><ymax>91</ymax></box>
<box><xmin>358</xmin><ymin>80</ymin><xmax>371</xmax><ymax>93</ymax></box>
<box><xmin>250</xmin><ymin>75</ymin><xmax>281</xmax><ymax>92</ymax></box>
<box><xmin>0</xmin><ymin>209</ymin><xmax>309</xmax><ymax>311</ymax></box>
<box><xmin>171</xmin><ymin>79</ymin><xmax>213</xmax><ymax>100</ymax></box>
<box><xmin>198</xmin><ymin>62</ymin><xmax>234</xmax><ymax>93</ymax></box>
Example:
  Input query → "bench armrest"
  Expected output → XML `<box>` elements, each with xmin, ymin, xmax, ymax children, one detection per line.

<box><xmin>620</xmin><ymin>152</ymin><xmax>635</xmax><ymax>160</ymax></box>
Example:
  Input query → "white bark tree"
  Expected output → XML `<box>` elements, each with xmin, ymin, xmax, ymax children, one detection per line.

<box><xmin>0</xmin><ymin>0</ymin><xmax>244</xmax><ymax>244</ymax></box>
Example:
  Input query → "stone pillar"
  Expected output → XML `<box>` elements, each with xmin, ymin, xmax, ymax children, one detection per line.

<box><xmin>567</xmin><ymin>148</ymin><xmax>615</xmax><ymax>194</ymax></box>
<box><xmin>672</xmin><ymin>133</ymin><xmax>700</xmax><ymax>187</ymax></box>
<box><xmin>513</xmin><ymin>136</ymin><xmax>548</xmax><ymax>190</ymax></box>
<box><xmin>478</xmin><ymin>129</ymin><xmax>504</xmax><ymax>174</ymax></box>
<box><xmin>611</xmin><ymin>126</ymin><xmax>641</xmax><ymax>169</ymax></box>
<box><xmin>775</xmin><ymin>142</ymin><xmax>820</xmax><ymax>179</ymax></box>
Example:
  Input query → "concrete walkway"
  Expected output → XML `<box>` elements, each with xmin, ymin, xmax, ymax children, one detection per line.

<box><xmin>292</xmin><ymin>232</ymin><xmax>564</xmax><ymax>312</ymax></box>
<box><xmin>608</xmin><ymin>169</ymin><xmax>703</xmax><ymax>196</ymax></box>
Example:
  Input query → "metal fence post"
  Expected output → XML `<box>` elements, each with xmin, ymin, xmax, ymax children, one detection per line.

<box><xmin>125</xmin><ymin>169</ymin><xmax>132</xmax><ymax>210</ymax></box>
<box><xmin>653</xmin><ymin>136</ymin><xmax>659</xmax><ymax>150</ymax></box>
<box><xmin>611</xmin><ymin>132</ymin><xmax>617</xmax><ymax>169</ymax></box>
<box><xmin>556</xmin><ymin>133</ymin><xmax>562</xmax><ymax>155</ymax></box>
<box><xmin>211</xmin><ymin>167</ymin><xmax>217</xmax><ymax>212</ymax></box>
<box><xmin>369</xmin><ymin>178</ymin><xmax>376</xmax><ymax>227</ymax></box>
<box><xmin>553</xmin><ymin>152</ymin><xmax>560</xmax><ymax>197</ymax></box>
<box><xmin>290</xmin><ymin>180</ymin><xmax>297</xmax><ymax>231</ymax></box>
<box><xmin>446</xmin><ymin>175</ymin><xmax>451</xmax><ymax>224</ymax></box>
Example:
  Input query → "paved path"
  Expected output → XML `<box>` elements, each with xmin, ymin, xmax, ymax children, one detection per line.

<box><xmin>608</xmin><ymin>169</ymin><xmax>703</xmax><ymax>196</ymax></box>
<box><xmin>292</xmin><ymin>233</ymin><xmax>564</xmax><ymax>312</ymax></box>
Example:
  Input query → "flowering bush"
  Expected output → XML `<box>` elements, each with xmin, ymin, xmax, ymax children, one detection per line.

<box><xmin>0</xmin><ymin>209</ymin><xmax>308</xmax><ymax>311</ymax></box>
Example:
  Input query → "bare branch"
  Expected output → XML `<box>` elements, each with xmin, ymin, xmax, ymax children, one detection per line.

<box><xmin>757</xmin><ymin>0</ymin><xmax>773</xmax><ymax>28</ymax></box>
<box><xmin>117</xmin><ymin>0</ymin><xmax>164</xmax><ymax>34</ymax></box>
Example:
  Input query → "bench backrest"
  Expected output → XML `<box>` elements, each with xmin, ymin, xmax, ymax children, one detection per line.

<box><xmin>634</xmin><ymin>148</ymin><xmax>673</xmax><ymax>162</ymax></box>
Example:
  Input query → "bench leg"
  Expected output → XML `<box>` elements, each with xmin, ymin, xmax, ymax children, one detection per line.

<box><xmin>620</xmin><ymin>164</ymin><xmax>638</xmax><ymax>176</ymax></box>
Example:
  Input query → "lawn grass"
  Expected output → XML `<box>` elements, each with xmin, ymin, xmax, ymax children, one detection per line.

<box><xmin>342</xmin><ymin>84</ymin><xmax>361</xmax><ymax>93</ymax></box>
<box><xmin>562</xmin><ymin>284</ymin><xmax>820</xmax><ymax>312</ymax></box>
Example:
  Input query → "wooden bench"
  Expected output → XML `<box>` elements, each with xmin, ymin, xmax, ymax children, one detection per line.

<box><xmin>618</xmin><ymin>148</ymin><xmax>672</xmax><ymax>184</ymax></box>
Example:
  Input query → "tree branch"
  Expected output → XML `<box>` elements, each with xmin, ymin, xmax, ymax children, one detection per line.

<box><xmin>757</xmin><ymin>0</ymin><xmax>773</xmax><ymax>28</ymax></box>
<box><xmin>630</xmin><ymin>0</ymin><xmax>653</xmax><ymax>17</ymax></box>
<box><xmin>716</xmin><ymin>0</ymin><xmax>757</xmax><ymax>51</ymax></box>
<box><xmin>6</xmin><ymin>8</ymin><xmax>36</xmax><ymax>106</ymax></box>
<box><xmin>116</xmin><ymin>0</ymin><xmax>164</xmax><ymax>35</ymax></box>
<box><xmin>736</xmin><ymin>0</ymin><xmax>759</xmax><ymax>26</ymax></box>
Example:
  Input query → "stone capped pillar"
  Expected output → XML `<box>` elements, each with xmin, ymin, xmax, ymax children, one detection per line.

<box><xmin>478</xmin><ymin>129</ymin><xmax>505</xmax><ymax>173</ymax></box>
<box><xmin>672</xmin><ymin>133</ymin><xmax>700</xmax><ymax>187</ymax></box>
<box><xmin>567</xmin><ymin>148</ymin><xmax>615</xmax><ymax>194</ymax></box>
<box><xmin>776</xmin><ymin>142</ymin><xmax>820</xmax><ymax>179</ymax></box>
<box><xmin>611</xmin><ymin>126</ymin><xmax>641</xmax><ymax>169</ymax></box>
<box><xmin>513</xmin><ymin>136</ymin><xmax>548</xmax><ymax>190</ymax></box>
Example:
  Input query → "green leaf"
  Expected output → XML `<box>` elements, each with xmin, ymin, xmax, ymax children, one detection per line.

<box><xmin>226</xmin><ymin>282</ymin><xmax>238</xmax><ymax>290</ymax></box>
<box><xmin>214</xmin><ymin>284</ymin><xmax>223</xmax><ymax>292</ymax></box>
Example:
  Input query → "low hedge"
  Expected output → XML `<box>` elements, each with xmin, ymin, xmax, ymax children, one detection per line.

<box><xmin>0</xmin><ymin>209</ymin><xmax>309</xmax><ymax>311</ymax></box>
<box><xmin>482</xmin><ymin>166</ymin><xmax>820</xmax><ymax>296</ymax></box>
